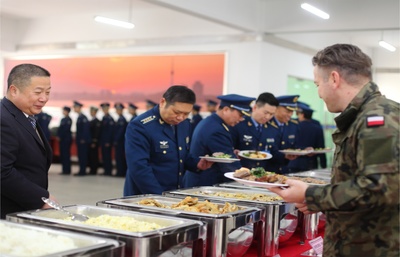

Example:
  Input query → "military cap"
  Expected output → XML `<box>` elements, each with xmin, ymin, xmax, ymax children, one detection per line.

<box><xmin>276</xmin><ymin>95</ymin><xmax>299</xmax><ymax>111</ymax></box>
<box><xmin>73</xmin><ymin>101</ymin><xmax>83</xmax><ymax>107</ymax></box>
<box><xmin>193</xmin><ymin>104</ymin><xmax>201</xmax><ymax>111</ymax></box>
<box><xmin>146</xmin><ymin>99</ymin><xmax>157</xmax><ymax>107</ymax></box>
<box><xmin>114</xmin><ymin>102</ymin><xmax>125</xmax><ymax>109</ymax></box>
<box><xmin>128</xmin><ymin>103</ymin><xmax>138</xmax><ymax>109</ymax></box>
<box><xmin>297</xmin><ymin>102</ymin><xmax>314</xmax><ymax>115</ymax></box>
<box><xmin>207</xmin><ymin>99</ymin><xmax>218</xmax><ymax>106</ymax></box>
<box><xmin>63</xmin><ymin>106</ymin><xmax>71</xmax><ymax>112</ymax></box>
<box><xmin>217</xmin><ymin>94</ymin><xmax>256</xmax><ymax>116</ymax></box>
<box><xmin>90</xmin><ymin>106</ymin><xmax>98</xmax><ymax>112</ymax></box>
<box><xmin>100</xmin><ymin>102</ymin><xmax>110</xmax><ymax>108</ymax></box>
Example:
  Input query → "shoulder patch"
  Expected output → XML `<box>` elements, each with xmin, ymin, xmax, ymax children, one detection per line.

<box><xmin>367</xmin><ymin>116</ymin><xmax>385</xmax><ymax>127</ymax></box>
<box><xmin>222</xmin><ymin>123</ymin><xmax>229</xmax><ymax>132</ymax></box>
<box><xmin>140</xmin><ymin>115</ymin><xmax>156</xmax><ymax>124</ymax></box>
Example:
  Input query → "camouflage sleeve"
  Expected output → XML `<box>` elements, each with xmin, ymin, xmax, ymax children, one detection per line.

<box><xmin>306</xmin><ymin>100</ymin><xmax>399</xmax><ymax>212</ymax></box>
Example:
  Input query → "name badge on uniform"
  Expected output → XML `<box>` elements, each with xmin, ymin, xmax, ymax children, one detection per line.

<box><xmin>160</xmin><ymin>141</ymin><xmax>169</xmax><ymax>149</ymax></box>
<box><xmin>288</xmin><ymin>135</ymin><xmax>295</xmax><ymax>139</ymax></box>
<box><xmin>243</xmin><ymin>135</ymin><xmax>253</xmax><ymax>142</ymax></box>
<box><xmin>266</xmin><ymin>138</ymin><xmax>275</xmax><ymax>143</ymax></box>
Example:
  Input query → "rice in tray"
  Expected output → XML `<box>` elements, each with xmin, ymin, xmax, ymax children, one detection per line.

<box><xmin>70</xmin><ymin>214</ymin><xmax>164</xmax><ymax>232</ymax></box>
<box><xmin>0</xmin><ymin>222</ymin><xmax>77</xmax><ymax>256</ymax></box>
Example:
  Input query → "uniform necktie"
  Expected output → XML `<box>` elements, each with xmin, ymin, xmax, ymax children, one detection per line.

<box><xmin>28</xmin><ymin>115</ymin><xmax>37</xmax><ymax>129</ymax></box>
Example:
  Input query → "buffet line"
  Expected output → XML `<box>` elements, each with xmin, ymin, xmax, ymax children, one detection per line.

<box><xmin>2</xmin><ymin>169</ymin><xmax>331</xmax><ymax>257</ymax></box>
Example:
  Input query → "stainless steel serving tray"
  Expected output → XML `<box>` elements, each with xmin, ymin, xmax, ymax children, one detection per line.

<box><xmin>97</xmin><ymin>194</ymin><xmax>264</xmax><ymax>257</ymax></box>
<box><xmin>7</xmin><ymin>205</ymin><xmax>206</xmax><ymax>257</ymax></box>
<box><xmin>164</xmin><ymin>186</ymin><xmax>297</xmax><ymax>257</ymax></box>
<box><xmin>287</xmin><ymin>169</ymin><xmax>331</xmax><ymax>181</ymax></box>
<box><xmin>0</xmin><ymin>220</ymin><xmax>123</xmax><ymax>257</ymax></box>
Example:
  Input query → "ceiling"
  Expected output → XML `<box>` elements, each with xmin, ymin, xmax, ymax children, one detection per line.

<box><xmin>1</xmin><ymin>0</ymin><xmax>399</xmax><ymax>60</ymax></box>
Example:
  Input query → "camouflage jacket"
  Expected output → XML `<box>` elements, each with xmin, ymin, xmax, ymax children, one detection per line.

<box><xmin>306</xmin><ymin>82</ymin><xmax>400</xmax><ymax>257</ymax></box>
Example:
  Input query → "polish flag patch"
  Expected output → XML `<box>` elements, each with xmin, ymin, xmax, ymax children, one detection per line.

<box><xmin>367</xmin><ymin>116</ymin><xmax>385</xmax><ymax>127</ymax></box>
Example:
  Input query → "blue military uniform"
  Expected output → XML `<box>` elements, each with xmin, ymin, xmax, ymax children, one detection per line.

<box><xmin>57</xmin><ymin>106</ymin><xmax>72</xmax><ymax>174</ymax></box>
<box><xmin>35</xmin><ymin>112</ymin><xmax>52</xmax><ymax>142</ymax></box>
<box><xmin>265</xmin><ymin>95</ymin><xmax>301</xmax><ymax>174</ymax></box>
<box><xmin>190</xmin><ymin>104</ymin><xmax>203</xmax><ymax>135</ymax></box>
<box><xmin>114</xmin><ymin>103</ymin><xmax>128</xmax><ymax>177</ymax></box>
<box><xmin>288</xmin><ymin>103</ymin><xmax>326</xmax><ymax>172</ymax></box>
<box><xmin>183</xmin><ymin>94</ymin><xmax>256</xmax><ymax>187</ymax></box>
<box><xmin>100</xmin><ymin>102</ymin><xmax>115</xmax><ymax>176</ymax></box>
<box><xmin>88</xmin><ymin>106</ymin><xmax>101</xmax><ymax>175</ymax></box>
<box><xmin>74</xmin><ymin>101</ymin><xmax>91</xmax><ymax>176</ymax></box>
<box><xmin>231</xmin><ymin>116</ymin><xmax>279</xmax><ymax>169</ymax></box>
<box><xmin>124</xmin><ymin>105</ymin><xmax>198</xmax><ymax>195</ymax></box>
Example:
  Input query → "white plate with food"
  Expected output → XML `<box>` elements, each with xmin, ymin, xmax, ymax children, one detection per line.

<box><xmin>238</xmin><ymin>150</ymin><xmax>272</xmax><ymax>160</ymax></box>
<box><xmin>224</xmin><ymin>172</ymin><xmax>288</xmax><ymax>188</ymax></box>
<box><xmin>200</xmin><ymin>156</ymin><xmax>240</xmax><ymax>163</ymax></box>
<box><xmin>311</xmin><ymin>148</ymin><xmax>333</xmax><ymax>154</ymax></box>
<box><xmin>279</xmin><ymin>149</ymin><xmax>313</xmax><ymax>155</ymax></box>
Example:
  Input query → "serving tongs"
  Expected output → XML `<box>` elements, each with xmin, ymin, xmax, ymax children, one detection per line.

<box><xmin>41</xmin><ymin>197</ymin><xmax>89</xmax><ymax>222</ymax></box>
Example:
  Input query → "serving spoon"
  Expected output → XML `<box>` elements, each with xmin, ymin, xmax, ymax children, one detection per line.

<box><xmin>41</xmin><ymin>197</ymin><xmax>89</xmax><ymax>222</ymax></box>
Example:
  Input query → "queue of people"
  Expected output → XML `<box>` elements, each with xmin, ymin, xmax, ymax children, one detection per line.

<box><xmin>1</xmin><ymin>44</ymin><xmax>399</xmax><ymax>257</ymax></box>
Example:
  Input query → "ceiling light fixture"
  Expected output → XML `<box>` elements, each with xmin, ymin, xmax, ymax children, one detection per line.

<box><xmin>94</xmin><ymin>16</ymin><xmax>134</xmax><ymax>29</ymax></box>
<box><xmin>94</xmin><ymin>0</ymin><xmax>134</xmax><ymax>29</ymax></box>
<box><xmin>379</xmin><ymin>31</ymin><xmax>396</xmax><ymax>52</ymax></box>
<box><xmin>301</xmin><ymin>3</ymin><xmax>330</xmax><ymax>19</ymax></box>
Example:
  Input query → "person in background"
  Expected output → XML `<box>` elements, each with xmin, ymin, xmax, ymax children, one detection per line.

<box><xmin>114</xmin><ymin>102</ymin><xmax>128</xmax><ymax>177</ymax></box>
<box><xmin>35</xmin><ymin>111</ymin><xmax>52</xmax><ymax>142</ymax></box>
<box><xmin>128</xmin><ymin>103</ymin><xmax>138</xmax><ymax>121</ymax></box>
<box><xmin>57</xmin><ymin>106</ymin><xmax>72</xmax><ymax>175</ymax></box>
<box><xmin>124</xmin><ymin>85</ymin><xmax>212</xmax><ymax>195</ymax></box>
<box><xmin>190</xmin><ymin>104</ymin><xmax>203</xmax><ymax>135</ymax></box>
<box><xmin>288</xmin><ymin>102</ymin><xmax>326</xmax><ymax>172</ymax></box>
<box><xmin>269</xmin><ymin>44</ymin><xmax>399</xmax><ymax>257</ymax></box>
<box><xmin>73</xmin><ymin>101</ymin><xmax>91</xmax><ymax>176</ymax></box>
<box><xmin>265</xmin><ymin>95</ymin><xmax>300</xmax><ymax>174</ymax></box>
<box><xmin>1</xmin><ymin>63</ymin><xmax>55</xmax><ymax>219</ymax></box>
<box><xmin>145</xmin><ymin>99</ymin><xmax>157</xmax><ymax>110</ymax></box>
<box><xmin>99</xmin><ymin>102</ymin><xmax>115</xmax><ymax>176</ymax></box>
<box><xmin>183</xmin><ymin>94</ymin><xmax>256</xmax><ymax>187</ymax></box>
<box><xmin>206</xmin><ymin>99</ymin><xmax>217</xmax><ymax>114</ymax></box>
<box><xmin>88</xmin><ymin>106</ymin><xmax>101</xmax><ymax>175</ymax></box>
<box><xmin>230</xmin><ymin>92</ymin><xmax>279</xmax><ymax>169</ymax></box>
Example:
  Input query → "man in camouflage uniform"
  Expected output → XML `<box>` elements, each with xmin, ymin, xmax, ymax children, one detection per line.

<box><xmin>269</xmin><ymin>44</ymin><xmax>399</xmax><ymax>257</ymax></box>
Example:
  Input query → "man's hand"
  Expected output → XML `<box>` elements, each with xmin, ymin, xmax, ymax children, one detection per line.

<box><xmin>197</xmin><ymin>158</ymin><xmax>214</xmax><ymax>170</ymax></box>
<box><xmin>268</xmin><ymin>179</ymin><xmax>308</xmax><ymax>203</ymax></box>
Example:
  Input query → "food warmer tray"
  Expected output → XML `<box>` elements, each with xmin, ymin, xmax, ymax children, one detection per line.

<box><xmin>0</xmin><ymin>220</ymin><xmax>124</xmax><ymax>257</ymax></box>
<box><xmin>7</xmin><ymin>205</ymin><xmax>206</xmax><ymax>257</ymax></box>
<box><xmin>97</xmin><ymin>194</ymin><xmax>264</xmax><ymax>257</ymax></box>
<box><xmin>287</xmin><ymin>169</ymin><xmax>331</xmax><ymax>181</ymax></box>
<box><xmin>163</xmin><ymin>186</ymin><xmax>297</xmax><ymax>257</ymax></box>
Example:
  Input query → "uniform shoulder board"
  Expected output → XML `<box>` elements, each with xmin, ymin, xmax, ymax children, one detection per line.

<box><xmin>140</xmin><ymin>115</ymin><xmax>156</xmax><ymax>124</ymax></box>
<box><xmin>222</xmin><ymin>123</ymin><xmax>229</xmax><ymax>132</ymax></box>
<box><xmin>269</xmin><ymin>121</ymin><xmax>278</xmax><ymax>129</ymax></box>
<box><xmin>290</xmin><ymin>119</ymin><xmax>298</xmax><ymax>124</ymax></box>
<box><xmin>247</xmin><ymin>121</ymin><xmax>253</xmax><ymax>127</ymax></box>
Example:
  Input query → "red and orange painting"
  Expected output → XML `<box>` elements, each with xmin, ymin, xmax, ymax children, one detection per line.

<box><xmin>4</xmin><ymin>53</ymin><xmax>225</xmax><ymax>110</ymax></box>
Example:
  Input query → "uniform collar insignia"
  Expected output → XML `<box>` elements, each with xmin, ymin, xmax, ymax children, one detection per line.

<box><xmin>159</xmin><ymin>119</ymin><xmax>164</xmax><ymax>124</ymax></box>
<box><xmin>247</xmin><ymin>121</ymin><xmax>253</xmax><ymax>127</ymax></box>
<box><xmin>222</xmin><ymin>123</ymin><xmax>229</xmax><ymax>132</ymax></box>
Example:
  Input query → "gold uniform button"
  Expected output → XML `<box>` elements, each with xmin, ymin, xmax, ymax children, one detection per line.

<box><xmin>246</xmin><ymin>142</ymin><xmax>249</xmax><ymax>145</ymax></box>
<box><xmin>179</xmin><ymin>172</ymin><xmax>182</xmax><ymax>176</ymax></box>
<box><xmin>163</xmin><ymin>150</ymin><xmax>166</xmax><ymax>154</ymax></box>
<box><xmin>282</xmin><ymin>141</ymin><xmax>285</xmax><ymax>145</ymax></box>
<box><xmin>179</xmin><ymin>147</ymin><xmax>182</xmax><ymax>150</ymax></box>
<box><xmin>180</xmin><ymin>160</ymin><xmax>183</xmax><ymax>163</ymax></box>
<box><xmin>259</xmin><ymin>143</ymin><xmax>262</xmax><ymax>147</ymax></box>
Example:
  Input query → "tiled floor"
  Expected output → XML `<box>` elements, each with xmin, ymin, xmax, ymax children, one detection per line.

<box><xmin>48</xmin><ymin>163</ymin><xmax>125</xmax><ymax>206</ymax></box>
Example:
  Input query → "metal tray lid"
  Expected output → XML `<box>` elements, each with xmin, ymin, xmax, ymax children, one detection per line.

<box><xmin>164</xmin><ymin>186</ymin><xmax>285</xmax><ymax>205</ymax></box>
<box><xmin>8</xmin><ymin>204</ymin><xmax>205</xmax><ymax>238</ymax></box>
<box><xmin>0</xmin><ymin>220</ymin><xmax>120</xmax><ymax>257</ymax></box>
<box><xmin>99</xmin><ymin>194</ymin><xmax>262</xmax><ymax>218</ymax></box>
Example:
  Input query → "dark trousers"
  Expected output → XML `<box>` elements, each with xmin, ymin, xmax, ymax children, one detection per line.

<box><xmin>88</xmin><ymin>144</ymin><xmax>99</xmax><ymax>174</ymax></box>
<box><xmin>115</xmin><ymin>142</ymin><xmax>127</xmax><ymax>177</ymax></box>
<box><xmin>77</xmin><ymin>142</ymin><xmax>89</xmax><ymax>174</ymax></box>
<box><xmin>101</xmin><ymin>144</ymin><xmax>113</xmax><ymax>175</ymax></box>
<box><xmin>59</xmin><ymin>139</ymin><xmax>72</xmax><ymax>174</ymax></box>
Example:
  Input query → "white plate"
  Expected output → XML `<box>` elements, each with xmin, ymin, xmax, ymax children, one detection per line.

<box><xmin>200</xmin><ymin>156</ymin><xmax>240</xmax><ymax>163</ymax></box>
<box><xmin>224</xmin><ymin>172</ymin><xmax>288</xmax><ymax>188</ymax></box>
<box><xmin>238</xmin><ymin>150</ymin><xmax>272</xmax><ymax>160</ymax></box>
<box><xmin>312</xmin><ymin>148</ymin><xmax>333</xmax><ymax>154</ymax></box>
<box><xmin>279</xmin><ymin>149</ymin><xmax>313</xmax><ymax>155</ymax></box>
